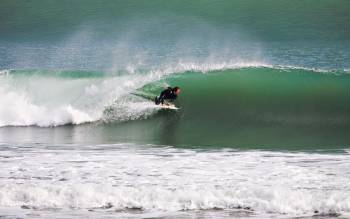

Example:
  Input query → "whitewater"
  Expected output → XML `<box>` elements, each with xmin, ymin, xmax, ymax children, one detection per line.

<box><xmin>0</xmin><ymin>143</ymin><xmax>349</xmax><ymax>219</ymax></box>
<box><xmin>0</xmin><ymin>62</ymin><xmax>269</xmax><ymax>127</ymax></box>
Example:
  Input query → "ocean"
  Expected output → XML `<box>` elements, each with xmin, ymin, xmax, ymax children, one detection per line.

<box><xmin>0</xmin><ymin>1</ymin><xmax>350</xmax><ymax>218</ymax></box>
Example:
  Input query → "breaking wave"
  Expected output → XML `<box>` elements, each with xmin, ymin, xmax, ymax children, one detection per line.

<box><xmin>0</xmin><ymin>63</ymin><xmax>349</xmax><ymax>127</ymax></box>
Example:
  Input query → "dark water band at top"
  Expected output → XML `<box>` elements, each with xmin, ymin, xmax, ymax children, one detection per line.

<box><xmin>1</xmin><ymin>0</ymin><xmax>350</xmax><ymax>72</ymax></box>
<box><xmin>1</xmin><ymin>0</ymin><xmax>350</xmax><ymax>41</ymax></box>
<box><xmin>1</xmin><ymin>66</ymin><xmax>350</xmax><ymax>150</ymax></box>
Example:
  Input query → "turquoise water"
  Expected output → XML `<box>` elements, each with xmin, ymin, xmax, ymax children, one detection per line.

<box><xmin>1</xmin><ymin>67</ymin><xmax>350</xmax><ymax>150</ymax></box>
<box><xmin>1</xmin><ymin>1</ymin><xmax>350</xmax><ymax>218</ymax></box>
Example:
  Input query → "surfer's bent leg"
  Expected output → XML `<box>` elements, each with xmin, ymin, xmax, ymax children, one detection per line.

<box><xmin>154</xmin><ymin>97</ymin><xmax>160</xmax><ymax>105</ymax></box>
<box><xmin>155</xmin><ymin>96</ymin><xmax>165</xmax><ymax>105</ymax></box>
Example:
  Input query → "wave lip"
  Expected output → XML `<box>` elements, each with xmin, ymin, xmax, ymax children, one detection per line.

<box><xmin>168</xmin><ymin>62</ymin><xmax>350</xmax><ymax>75</ymax></box>
<box><xmin>164</xmin><ymin>60</ymin><xmax>273</xmax><ymax>73</ymax></box>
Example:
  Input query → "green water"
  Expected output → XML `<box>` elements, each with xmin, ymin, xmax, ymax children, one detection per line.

<box><xmin>1</xmin><ymin>67</ymin><xmax>349</xmax><ymax>150</ymax></box>
<box><xmin>117</xmin><ymin>68</ymin><xmax>350</xmax><ymax>149</ymax></box>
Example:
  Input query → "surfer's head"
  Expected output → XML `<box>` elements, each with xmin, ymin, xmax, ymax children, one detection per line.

<box><xmin>173</xmin><ymin>87</ymin><xmax>181</xmax><ymax>95</ymax></box>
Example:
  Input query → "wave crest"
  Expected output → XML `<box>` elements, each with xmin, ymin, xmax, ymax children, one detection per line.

<box><xmin>0</xmin><ymin>63</ymin><xmax>349</xmax><ymax>127</ymax></box>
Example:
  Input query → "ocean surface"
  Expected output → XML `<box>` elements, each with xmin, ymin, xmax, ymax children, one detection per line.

<box><xmin>1</xmin><ymin>1</ymin><xmax>350</xmax><ymax>218</ymax></box>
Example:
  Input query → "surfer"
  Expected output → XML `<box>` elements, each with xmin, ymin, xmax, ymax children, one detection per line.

<box><xmin>155</xmin><ymin>87</ymin><xmax>181</xmax><ymax>105</ymax></box>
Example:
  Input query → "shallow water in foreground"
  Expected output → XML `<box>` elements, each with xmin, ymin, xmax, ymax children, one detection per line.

<box><xmin>0</xmin><ymin>143</ymin><xmax>349</xmax><ymax>218</ymax></box>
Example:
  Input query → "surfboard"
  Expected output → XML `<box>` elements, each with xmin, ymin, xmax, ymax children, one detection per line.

<box><xmin>158</xmin><ymin>103</ymin><xmax>180</xmax><ymax>110</ymax></box>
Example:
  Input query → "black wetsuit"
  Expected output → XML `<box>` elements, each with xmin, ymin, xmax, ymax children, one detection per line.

<box><xmin>155</xmin><ymin>87</ymin><xmax>178</xmax><ymax>105</ymax></box>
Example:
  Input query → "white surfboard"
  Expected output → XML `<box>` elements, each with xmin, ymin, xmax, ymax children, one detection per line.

<box><xmin>158</xmin><ymin>103</ymin><xmax>180</xmax><ymax>110</ymax></box>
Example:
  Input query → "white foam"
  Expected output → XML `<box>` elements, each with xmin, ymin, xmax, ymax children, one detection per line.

<box><xmin>143</xmin><ymin>60</ymin><xmax>271</xmax><ymax>76</ymax></box>
<box><xmin>0</xmin><ymin>70</ymin><xmax>167</xmax><ymax>127</ymax></box>
<box><xmin>0</xmin><ymin>146</ymin><xmax>349</xmax><ymax>218</ymax></box>
<box><xmin>0</xmin><ymin>69</ymin><xmax>10</xmax><ymax>76</ymax></box>
<box><xmin>103</xmin><ymin>100</ymin><xmax>160</xmax><ymax>122</ymax></box>
<box><xmin>0</xmin><ymin>85</ymin><xmax>97</xmax><ymax>127</ymax></box>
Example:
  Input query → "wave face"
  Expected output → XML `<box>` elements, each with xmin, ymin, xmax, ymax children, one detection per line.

<box><xmin>144</xmin><ymin>67</ymin><xmax>350</xmax><ymax>148</ymax></box>
<box><xmin>1</xmin><ymin>66</ymin><xmax>350</xmax><ymax>149</ymax></box>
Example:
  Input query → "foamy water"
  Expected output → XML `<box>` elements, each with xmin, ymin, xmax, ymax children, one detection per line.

<box><xmin>0</xmin><ymin>143</ymin><xmax>349</xmax><ymax>218</ymax></box>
